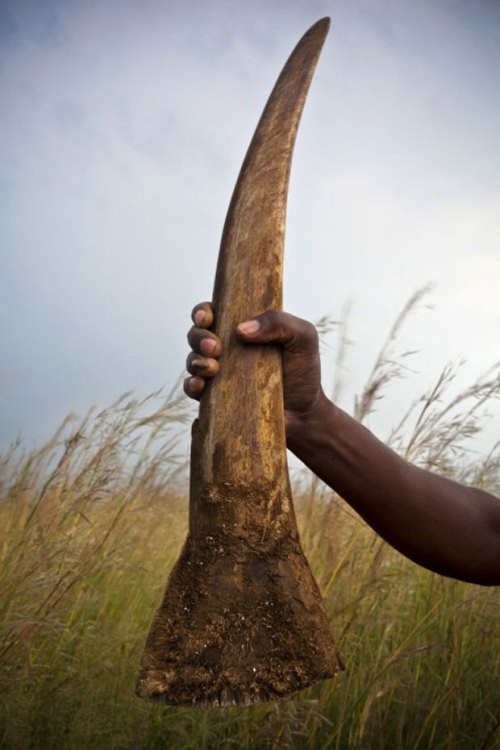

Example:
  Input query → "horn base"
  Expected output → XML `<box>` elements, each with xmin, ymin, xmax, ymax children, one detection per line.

<box><xmin>136</xmin><ymin>533</ymin><xmax>343</xmax><ymax>706</ymax></box>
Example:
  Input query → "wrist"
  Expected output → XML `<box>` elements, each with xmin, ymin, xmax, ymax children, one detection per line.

<box><xmin>286</xmin><ymin>391</ymin><xmax>336</xmax><ymax>456</ymax></box>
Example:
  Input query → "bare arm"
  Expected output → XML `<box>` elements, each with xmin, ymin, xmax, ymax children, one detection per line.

<box><xmin>287</xmin><ymin>394</ymin><xmax>500</xmax><ymax>585</ymax></box>
<box><xmin>185</xmin><ymin>304</ymin><xmax>500</xmax><ymax>586</ymax></box>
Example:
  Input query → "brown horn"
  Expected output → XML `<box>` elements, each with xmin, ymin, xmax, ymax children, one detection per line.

<box><xmin>136</xmin><ymin>17</ymin><xmax>343</xmax><ymax>707</ymax></box>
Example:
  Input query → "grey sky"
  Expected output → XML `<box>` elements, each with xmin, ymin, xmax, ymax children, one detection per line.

<box><xmin>1</xmin><ymin>0</ymin><xmax>499</xmax><ymax>454</ymax></box>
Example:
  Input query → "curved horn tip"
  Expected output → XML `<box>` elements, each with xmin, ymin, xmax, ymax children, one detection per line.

<box><xmin>300</xmin><ymin>17</ymin><xmax>330</xmax><ymax>47</ymax></box>
<box><xmin>311</xmin><ymin>16</ymin><xmax>331</xmax><ymax>32</ymax></box>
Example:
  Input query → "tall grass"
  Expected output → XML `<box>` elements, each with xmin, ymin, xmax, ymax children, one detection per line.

<box><xmin>1</xmin><ymin>296</ymin><xmax>499</xmax><ymax>749</ymax></box>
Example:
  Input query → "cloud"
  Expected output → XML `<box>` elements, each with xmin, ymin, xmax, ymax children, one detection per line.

<box><xmin>0</xmin><ymin>0</ymin><xmax>499</xmax><ymax>456</ymax></box>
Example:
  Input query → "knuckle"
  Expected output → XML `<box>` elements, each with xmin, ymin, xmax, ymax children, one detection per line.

<box><xmin>183</xmin><ymin>376</ymin><xmax>202</xmax><ymax>401</ymax></box>
<box><xmin>187</xmin><ymin>326</ymin><xmax>208</xmax><ymax>351</ymax></box>
<box><xmin>186</xmin><ymin>352</ymin><xmax>197</xmax><ymax>374</ymax></box>
<box><xmin>292</xmin><ymin>316</ymin><xmax>318</xmax><ymax>348</ymax></box>
<box><xmin>183</xmin><ymin>376</ymin><xmax>194</xmax><ymax>397</ymax></box>
<box><xmin>187</xmin><ymin>325</ymin><xmax>198</xmax><ymax>347</ymax></box>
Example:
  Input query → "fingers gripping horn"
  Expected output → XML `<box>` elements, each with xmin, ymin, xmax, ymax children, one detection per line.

<box><xmin>137</xmin><ymin>17</ymin><xmax>343</xmax><ymax>707</ymax></box>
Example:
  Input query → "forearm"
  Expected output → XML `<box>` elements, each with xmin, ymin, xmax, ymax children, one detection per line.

<box><xmin>287</xmin><ymin>393</ymin><xmax>500</xmax><ymax>585</ymax></box>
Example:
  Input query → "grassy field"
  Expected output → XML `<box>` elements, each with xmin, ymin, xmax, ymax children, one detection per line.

<box><xmin>1</xmin><ymin>302</ymin><xmax>499</xmax><ymax>749</ymax></box>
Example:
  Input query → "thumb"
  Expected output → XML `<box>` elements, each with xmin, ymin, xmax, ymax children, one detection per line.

<box><xmin>235</xmin><ymin>310</ymin><xmax>318</xmax><ymax>353</ymax></box>
<box><xmin>236</xmin><ymin>318</ymin><xmax>263</xmax><ymax>337</ymax></box>
<box><xmin>235</xmin><ymin>311</ymin><xmax>292</xmax><ymax>345</ymax></box>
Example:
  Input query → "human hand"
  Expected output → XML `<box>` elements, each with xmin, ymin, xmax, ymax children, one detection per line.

<box><xmin>184</xmin><ymin>302</ymin><xmax>325</xmax><ymax>431</ymax></box>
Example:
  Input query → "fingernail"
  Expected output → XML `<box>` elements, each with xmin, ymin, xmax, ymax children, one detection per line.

<box><xmin>200</xmin><ymin>338</ymin><xmax>216</xmax><ymax>355</ymax></box>
<box><xmin>191</xmin><ymin>359</ymin><xmax>205</xmax><ymax>368</ymax></box>
<box><xmin>238</xmin><ymin>319</ymin><xmax>260</xmax><ymax>335</ymax></box>
<box><xmin>194</xmin><ymin>310</ymin><xmax>205</xmax><ymax>326</ymax></box>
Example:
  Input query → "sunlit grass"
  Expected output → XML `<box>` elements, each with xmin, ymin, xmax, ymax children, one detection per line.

<box><xmin>1</xmin><ymin>296</ymin><xmax>499</xmax><ymax>749</ymax></box>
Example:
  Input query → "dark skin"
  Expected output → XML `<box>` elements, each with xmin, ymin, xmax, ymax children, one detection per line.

<box><xmin>185</xmin><ymin>303</ymin><xmax>500</xmax><ymax>586</ymax></box>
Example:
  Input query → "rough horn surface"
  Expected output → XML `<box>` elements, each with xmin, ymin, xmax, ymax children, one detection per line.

<box><xmin>137</xmin><ymin>17</ymin><xmax>343</xmax><ymax>707</ymax></box>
